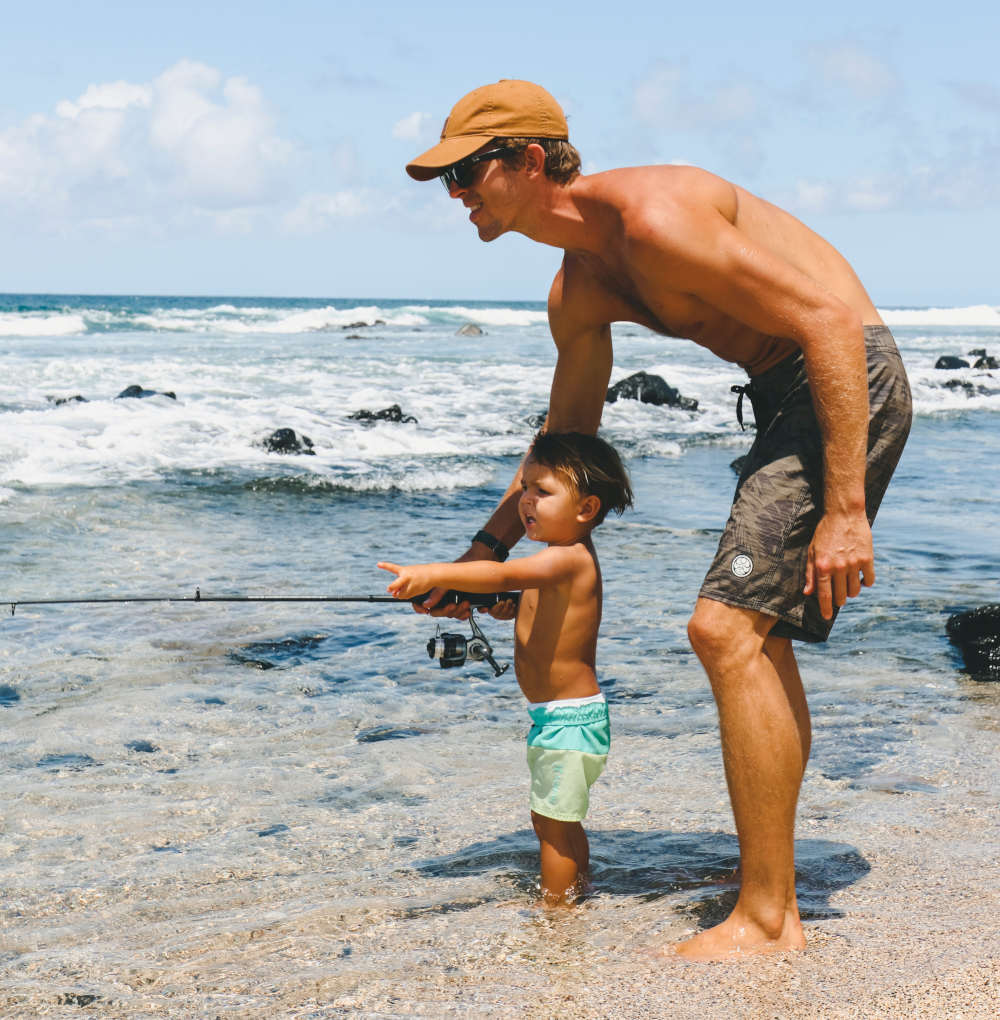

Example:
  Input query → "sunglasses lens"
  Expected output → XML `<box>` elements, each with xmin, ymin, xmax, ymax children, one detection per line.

<box><xmin>439</xmin><ymin>149</ymin><xmax>502</xmax><ymax>192</ymax></box>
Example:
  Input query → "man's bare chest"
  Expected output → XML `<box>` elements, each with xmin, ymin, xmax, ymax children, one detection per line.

<box><xmin>575</xmin><ymin>253</ymin><xmax>729</xmax><ymax>343</ymax></box>
<box><xmin>565</xmin><ymin>250</ymin><xmax>796</xmax><ymax>371</ymax></box>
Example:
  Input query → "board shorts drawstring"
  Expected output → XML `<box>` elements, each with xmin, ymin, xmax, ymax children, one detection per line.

<box><xmin>731</xmin><ymin>383</ymin><xmax>753</xmax><ymax>431</ymax></box>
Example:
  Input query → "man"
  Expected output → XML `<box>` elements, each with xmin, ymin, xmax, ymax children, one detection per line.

<box><xmin>405</xmin><ymin>79</ymin><xmax>911</xmax><ymax>960</ymax></box>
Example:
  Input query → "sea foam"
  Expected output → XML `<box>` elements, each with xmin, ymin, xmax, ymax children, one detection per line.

<box><xmin>879</xmin><ymin>304</ymin><xmax>1000</xmax><ymax>327</ymax></box>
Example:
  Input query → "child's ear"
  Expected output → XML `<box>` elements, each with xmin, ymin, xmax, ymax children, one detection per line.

<box><xmin>577</xmin><ymin>494</ymin><xmax>601</xmax><ymax>523</ymax></box>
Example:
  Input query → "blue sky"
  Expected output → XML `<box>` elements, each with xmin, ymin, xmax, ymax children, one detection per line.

<box><xmin>2</xmin><ymin>0</ymin><xmax>998</xmax><ymax>305</ymax></box>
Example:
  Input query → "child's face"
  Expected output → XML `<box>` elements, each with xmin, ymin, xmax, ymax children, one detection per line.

<box><xmin>518</xmin><ymin>457</ymin><xmax>590</xmax><ymax>544</ymax></box>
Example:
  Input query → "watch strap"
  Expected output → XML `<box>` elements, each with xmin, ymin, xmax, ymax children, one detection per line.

<box><xmin>472</xmin><ymin>529</ymin><xmax>509</xmax><ymax>562</ymax></box>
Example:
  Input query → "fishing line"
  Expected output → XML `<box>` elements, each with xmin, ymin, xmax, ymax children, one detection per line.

<box><xmin>5</xmin><ymin>587</ymin><xmax>517</xmax><ymax>615</ymax></box>
<box><xmin>3</xmin><ymin>587</ymin><xmax>518</xmax><ymax>676</ymax></box>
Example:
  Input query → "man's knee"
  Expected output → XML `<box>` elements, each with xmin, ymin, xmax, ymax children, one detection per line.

<box><xmin>688</xmin><ymin>597</ymin><xmax>774</xmax><ymax>668</ymax></box>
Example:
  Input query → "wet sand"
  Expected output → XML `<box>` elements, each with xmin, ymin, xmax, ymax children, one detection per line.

<box><xmin>2</xmin><ymin>674</ymin><xmax>997</xmax><ymax>1019</ymax></box>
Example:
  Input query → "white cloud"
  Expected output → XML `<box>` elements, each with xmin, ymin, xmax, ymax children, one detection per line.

<box><xmin>792</xmin><ymin>180</ymin><xmax>834</xmax><ymax>213</ymax></box>
<box><xmin>392</xmin><ymin>111</ymin><xmax>433</xmax><ymax>141</ymax></box>
<box><xmin>788</xmin><ymin>175</ymin><xmax>900</xmax><ymax>215</ymax></box>
<box><xmin>632</xmin><ymin>62</ymin><xmax>760</xmax><ymax>131</ymax></box>
<box><xmin>844</xmin><ymin>178</ymin><xmax>896</xmax><ymax>212</ymax></box>
<box><xmin>810</xmin><ymin>42</ymin><xmax>898</xmax><ymax>100</ymax></box>
<box><xmin>0</xmin><ymin>59</ymin><xmax>295</xmax><ymax>230</ymax></box>
<box><xmin>56</xmin><ymin>81</ymin><xmax>152</xmax><ymax>119</ymax></box>
<box><xmin>282</xmin><ymin>189</ymin><xmax>374</xmax><ymax>233</ymax></box>
<box><xmin>150</xmin><ymin>61</ymin><xmax>294</xmax><ymax>208</ymax></box>
<box><xmin>630</xmin><ymin>62</ymin><xmax>765</xmax><ymax>175</ymax></box>
<box><xmin>633</xmin><ymin>64</ymin><xmax>684</xmax><ymax>127</ymax></box>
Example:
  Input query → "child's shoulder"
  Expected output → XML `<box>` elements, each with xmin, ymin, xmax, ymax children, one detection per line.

<box><xmin>543</xmin><ymin>537</ymin><xmax>598</xmax><ymax>571</ymax></box>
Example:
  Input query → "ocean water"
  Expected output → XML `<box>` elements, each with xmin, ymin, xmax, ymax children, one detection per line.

<box><xmin>1</xmin><ymin>294</ymin><xmax>998</xmax><ymax>1014</ymax></box>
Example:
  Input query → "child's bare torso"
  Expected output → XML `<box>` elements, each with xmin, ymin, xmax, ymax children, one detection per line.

<box><xmin>514</xmin><ymin>540</ymin><xmax>603</xmax><ymax>703</ymax></box>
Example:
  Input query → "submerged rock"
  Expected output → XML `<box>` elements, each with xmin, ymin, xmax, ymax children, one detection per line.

<box><xmin>47</xmin><ymin>394</ymin><xmax>87</xmax><ymax>406</ymax></box>
<box><xmin>456</xmin><ymin>323</ymin><xmax>485</xmax><ymax>336</ymax></box>
<box><xmin>348</xmin><ymin>404</ymin><xmax>418</xmax><ymax>424</ymax></box>
<box><xmin>941</xmin><ymin>379</ymin><xmax>999</xmax><ymax>397</ymax></box>
<box><xmin>117</xmin><ymin>384</ymin><xmax>177</xmax><ymax>400</ymax></box>
<box><xmin>261</xmin><ymin>428</ymin><xmax>315</xmax><ymax>455</ymax></box>
<box><xmin>946</xmin><ymin>604</ymin><xmax>1000</xmax><ymax>681</ymax></box>
<box><xmin>341</xmin><ymin>320</ymin><xmax>385</xmax><ymax>329</ymax></box>
<box><xmin>606</xmin><ymin>370</ymin><xmax>699</xmax><ymax>411</ymax></box>
<box><xmin>356</xmin><ymin>725</ymin><xmax>428</xmax><ymax>743</ymax></box>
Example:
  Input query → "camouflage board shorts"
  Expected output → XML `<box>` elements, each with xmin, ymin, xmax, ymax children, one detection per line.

<box><xmin>699</xmin><ymin>325</ymin><xmax>912</xmax><ymax>643</ymax></box>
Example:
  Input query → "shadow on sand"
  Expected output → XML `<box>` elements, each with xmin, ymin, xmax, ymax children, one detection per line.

<box><xmin>410</xmin><ymin>827</ymin><xmax>869</xmax><ymax>922</ymax></box>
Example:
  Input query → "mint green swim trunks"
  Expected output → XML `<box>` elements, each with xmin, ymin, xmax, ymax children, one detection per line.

<box><xmin>526</xmin><ymin>693</ymin><xmax>610</xmax><ymax>823</ymax></box>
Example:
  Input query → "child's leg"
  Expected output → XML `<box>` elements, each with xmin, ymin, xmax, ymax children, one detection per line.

<box><xmin>531</xmin><ymin>810</ymin><xmax>590</xmax><ymax>905</ymax></box>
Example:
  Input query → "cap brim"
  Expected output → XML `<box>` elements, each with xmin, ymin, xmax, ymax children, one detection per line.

<box><xmin>405</xmin><ymin>134</ymin><xmax>495</xmax><ymax>181</ymax></box>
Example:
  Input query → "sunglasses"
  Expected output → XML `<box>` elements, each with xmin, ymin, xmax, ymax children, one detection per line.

<box><xmin>439</xmin><ymin>148</ymin><xmax>508</xmax><ymax>192</ymax></box>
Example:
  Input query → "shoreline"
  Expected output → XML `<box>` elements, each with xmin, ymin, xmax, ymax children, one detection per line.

<box><xmin>3</xmin><ymin>688</ymin><xmax>997</xmax><ymax>1018</ymax></box>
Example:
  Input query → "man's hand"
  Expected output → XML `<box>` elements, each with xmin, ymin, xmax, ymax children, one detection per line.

<box><xmin>803</xmin><ymin>510</ymin><xmax>874</xmax><ymax>620</ymax></box>
<box><xmin>483</xmin><ymin>597</ymin><xmax>518</xmax><ymax>621</ymax></box>
<box><xmin>400</xmin><ymin>547</ymin><xmax>492</xmax><ymax>621</ymax></box>
<box><xmin>417</xmin><ymin>588</ymin><xmax>472</xmax><ymax>620</ymax></box>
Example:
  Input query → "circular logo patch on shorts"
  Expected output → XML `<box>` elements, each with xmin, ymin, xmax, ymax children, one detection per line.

<box><xmin>731</xmin><ymin>554</ymin><xmax>754</xmax><ymax>578</ymax></box>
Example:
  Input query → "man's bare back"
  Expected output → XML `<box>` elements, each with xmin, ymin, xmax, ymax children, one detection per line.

<box><xmin>551</xmin><ymin>165</ymin><xmax>883</xmax><ymax>375</ymax></box>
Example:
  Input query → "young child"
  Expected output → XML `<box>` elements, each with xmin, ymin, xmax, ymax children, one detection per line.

<box><xmin>378</xmin><ymin>431</ymin><xmax>633</xmax><ymax>905</ymax></box>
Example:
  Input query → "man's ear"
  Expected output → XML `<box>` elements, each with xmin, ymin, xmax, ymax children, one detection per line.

<box><xmin>577</xmin><ymin>494</ymin><xmax>601</xmax><ymax>523</ymax></box>
<box><xmin>523</xmin><ymin>143</ymin><xmax>546</xmax><ymax>178</ymax></box>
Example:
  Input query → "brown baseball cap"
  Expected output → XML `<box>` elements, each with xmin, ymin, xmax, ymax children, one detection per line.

<box><xmin>406</xmin><ymin>79</ymin><xmax>568</xmax><ymax>181</ymax></box>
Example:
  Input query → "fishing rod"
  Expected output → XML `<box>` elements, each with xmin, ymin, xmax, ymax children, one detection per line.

<box><xmin>3</xmin><ymin>587</ymin><xmax>517</xmax><ymax>677</ymax></box>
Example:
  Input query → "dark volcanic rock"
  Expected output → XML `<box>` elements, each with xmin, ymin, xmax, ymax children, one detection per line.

<box><xmin>117</xmin><ymin>384</ymin><xmax>177</xmax><ymax>400</ymax></box>
<box><xmin>946</xmin><ymin>605</ymin><xmax>1000</xmax><ymax>681</ymax></box>
<box><xmin>934</xmin><ymin>356</ymin><xmax>970</xmax><ymax>370</ymax></box>
<box><xmin>348</xmin><ymin>404</ymin><xmax>417</xmax><ymax>424</ymax></box>
<box><xmin>606</xmin><ymin>371</ymin><xmax>699</xmax><ymax>411</ymax></box>
<box><xmin>941</xmin><ymin>379</ymin><xmax>999</xmax><ymax>397</ymax></box>
<box><xmin>47</xmin><ymin>394</ymin><xmax>87</xmax><ymax>406</ymax></box>
<box><xmin>261</xmin><ymin>428</ymin><xmax>315</xmax><ymax>455</ymax></box>
<box><xmin>974</xmin><ymin>355</ymin><xmax>999</xmax><ymax>370</ymax></box>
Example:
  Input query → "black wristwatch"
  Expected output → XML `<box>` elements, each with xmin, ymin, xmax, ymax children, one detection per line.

<box><xmin>472</xmin><ymin>529</ymin><xmax>509</xmax><ymax>562</ymax></box>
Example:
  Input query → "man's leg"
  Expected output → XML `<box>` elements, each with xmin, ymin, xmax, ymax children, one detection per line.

<box><xmin>674</xmin><ymin>596</ymin><xmax>809</xmax><ymax>959</ymax></box>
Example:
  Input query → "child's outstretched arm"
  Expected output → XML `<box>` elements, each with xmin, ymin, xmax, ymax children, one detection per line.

<box><xmin>378</xmin><ymin>545</ymin><xmax>583</xmax><ymax>602</ymax></box>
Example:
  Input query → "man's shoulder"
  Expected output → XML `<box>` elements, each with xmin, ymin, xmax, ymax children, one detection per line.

<box><xmin>584</xmin><ymin>163</ymin><xmax>728</xmax><ymax>205</ymax></box>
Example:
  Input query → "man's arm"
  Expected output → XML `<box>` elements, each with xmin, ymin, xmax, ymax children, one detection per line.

<box><xmin>418</xmin><ymin>261</ymin><xmax>613</xmax><ymax>618</ymax></box>
<box><xmin>478</xmin><ymin>261</ymin><xmax>613</xmax><ymax>539</ymax></box>
<box><xmin>629</xmin><ymin>200</ymin><xmax>871</xmax><ymax>619</ymax></box>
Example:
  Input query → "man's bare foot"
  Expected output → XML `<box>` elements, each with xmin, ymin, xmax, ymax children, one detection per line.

<box><xmin>669</xmin><ymin>911</ymin><xmax>806</xmax><ymax>962</ymax></box>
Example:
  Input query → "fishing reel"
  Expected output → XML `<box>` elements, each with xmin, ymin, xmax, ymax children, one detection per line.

<box><xmin>427</xmin><ymin>613</ymin><xmax>509</xmax><ymax>677</ymax></box>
